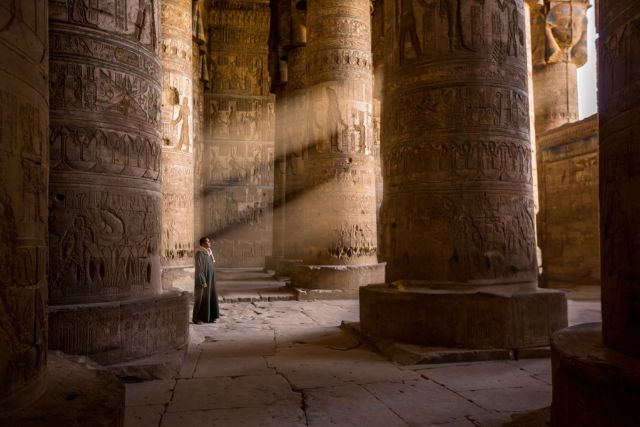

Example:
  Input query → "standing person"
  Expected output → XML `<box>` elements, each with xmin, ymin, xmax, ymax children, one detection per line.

<box><xmin>192</xmin><ymin>237</ymin><xmax>219</xmax><ymax>324</ymax></box>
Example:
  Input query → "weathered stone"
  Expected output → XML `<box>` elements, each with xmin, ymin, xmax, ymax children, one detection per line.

<box><xmin>0</xmin><ymin>353</ymin><xmax>125</xmax><ymax>426</ymax></box>
<box><xmin>361</xmin><ymin>285</ymin><xmax>567</xmax><ymax>349</ymax></box>
<box><xmin>289</xmin><ymin>0</ymin><xmax>384</xmax><ymax>297</ymax></box>
<box><xmin>159</xmin><ymin>0</ymin><xmax>195</xmax><ymax>279</ymax></box>
<box><xmin>0</xmin><ymin>0</ymin><xmax>49</xmax><ymax>412</ymax></box>
<box><xmin>362</xmin><ymin>0</ymin><xmax>567</xmax><ymax>349</ymax></box>
<box><xmin>530</xmin><ymin>0</ymin><xmax>590</xmax><ymax>133</ymax></box>
<box><xmin>201</xmin><ymin>0</ymin><xmax>275</xmax><ymax>267</ymax></box>
<box><xmin>161</xmin><ymin>405</ymin><xmax>306</xmax><ymax>427</ymax></box>
<box><xmin>551</xmin><ymin>323</ymin><xmax>640</xmax><ymax>426</ymax></box>
<box><xmin>49</xmin><ymin>291</ymin><xmax>189</xmax><ymax>365</ymax></box>
<box><xmin>47</xmin><ymin>0</ymin><xmax>189</xmax><ymax>363</ymax></box>
<box><xmin>537</xmin><ymin>116</ymin><xmax>599</xmax><ymax>288</ymax></box>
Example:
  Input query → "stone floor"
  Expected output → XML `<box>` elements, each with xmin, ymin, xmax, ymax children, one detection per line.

<box><xmin>125</xmin><ymin>270</ymin><xmax>601</xmax><ymax>427</ymax></box>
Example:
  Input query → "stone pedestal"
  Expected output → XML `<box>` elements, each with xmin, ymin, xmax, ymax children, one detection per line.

<box><xmin>292</xmin><ymin>263</ymin><xmax>385</xmax><ymax>299</ymax></box>
<box><xmin>0</xmin><ymin>0</ymin><xmax>49</xmax><ymax>412</ymax></box>
<box><xmin>290</xmin><ymin>0</ymin><xmax>384</xmax><ymax>297</ymax></box>
<box><xmin>551</xmin><ymin>323</ymin><xmax>640</xmax><ymax>426</ymax></box>
<box><xmin>48</xmin><ymin>0</ymin><xmax>188</xmax><ymax>363</ymax></box>
<box><xmin>361</xmin><ymin>0</ymin><xmax>566</xmax><ymax>348</ymax></box>
<box><xmin>361</xmin><ymin>285</ymin><xmax>566</xmax><ymax>349</ymax></box>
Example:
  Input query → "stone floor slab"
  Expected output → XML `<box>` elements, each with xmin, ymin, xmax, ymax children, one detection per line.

<box><xmin>167</xmin><ymin>375</ymin><xmax>300</xmax><ymax>412</ymax></box>
<box><xmin>125</xmin><ymin>405</ymin><xmax>165</xmax><ymax>427</ymax></box>
<box><xmin>125</xmin><ymin>379</ymin><xmax>175</xmax><ymax>406</ymax></box>
<box><xmin>363</xmin><ymin>379</ymin><xmax>495</xmax><ymax>426</ymax></box>
<box><xmin>304</xmin><ymin>384</ymin><xmax>408</xmax><ymax>427</ymax></box>
<box><xmin>459</xmin><ymin>385</ymin><xmax>551</xmax><ymax>414</ymax></box>
<box><xmin>417</xmin><ymin>361</ymin><xmax>545</xmax><ymax>392</ymax></box>
<box><xmin>161</xmin><ymin>405</ymin><xmax>306</xmax><ymax>427</ymax></box>
<box><xmin>194</xmin><ymin>355</ymin><xmax>274</xmax><ymax>378</ymax></box>
<box><xmin>267</xmin><ymin>346</ymin><xmax>419</xmax><ymax>389</ymax></box>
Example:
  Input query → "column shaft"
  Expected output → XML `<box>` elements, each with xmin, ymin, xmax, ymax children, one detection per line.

<box><xmin>0</xmin><ymin>0</ymin><xmax>49</xmax><ymax>411</ymax></box>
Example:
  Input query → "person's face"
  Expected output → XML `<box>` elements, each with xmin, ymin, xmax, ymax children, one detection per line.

<box><xmin>202</xmin><ymin>238</ymin><xmax>211</xmax><ymax>249</ymax></box>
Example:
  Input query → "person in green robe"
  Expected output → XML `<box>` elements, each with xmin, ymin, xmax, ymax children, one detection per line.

<box><xmin>192</xmin><ymin>237</ymin><xmax>219</xmax><ymax>324</ymax></box>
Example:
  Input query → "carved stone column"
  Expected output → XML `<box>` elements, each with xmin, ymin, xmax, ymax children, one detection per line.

<box><xmin>0</xmin><ymin>0</ymin><xmax>49</xmax><ymax>411</ymax></box>
<box><xmin>278</xmin><ymin>9</ymin><xmax>308</xmax><ymax>276</ymax></box>
<box><xmin>48</xmin><ymin>0</ymin><xmax>188</xmax><ymax>364</ymax></box>
<box><xmin>193</xmin><ymin>0</ymin><xmax>209</xmax><ymax>247</ymax></box>
<box><xmin>550</xmin><ymin>3</ymin><xmax>640</xmax><ymax>424</ymax></box>
<box><xmin>160</xmin><ymin>0</ymin><xmax>195</xmax><ymax>288</ymax></box>
<box><xmin>203</xmin><ymin>0</ymin><xmax>275</xmax><ymax>267</ymax></box>
<box><xmin>290</xmin><ymin>0</ymin><xmax>385</xmax><ymax>298</ymax></box>
<box><xmin>360</xmin><ymin>0</ymin><xmax>566</xmax><ymax>348</ymax></box>
<box><xmin>530</xmin><ymin>0</ymin><xmax>590</xmax><ymax>134</ymax></box>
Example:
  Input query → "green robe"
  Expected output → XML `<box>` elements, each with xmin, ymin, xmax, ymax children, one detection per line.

<box><xmin>193</xmin><ymin>249</ymin><xmax>219</xmax><ymax>323</ymax></box>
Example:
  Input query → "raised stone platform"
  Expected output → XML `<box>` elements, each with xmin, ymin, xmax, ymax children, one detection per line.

<box><xmin>0</xmin><ymin>353</ymin><xmax>125</xmax><ymax>426</ymax></box>
<box><xmin>49</xmin><ymin>291</ymin><xmax>189</xmax><ymax>365</ymax></box>
<box><xmin>290</xmin><ymin>263</ymin><xmax>386</xmax><ymax>300</ymax></box>
<box><xmin>551</xmin><ymin>323</ymin><xmax>640</xmax><ymax>426</ymax></box>
<box><xmin>360</xmin><ymin>284</ymin><xmax>567</xmax><ymax>349</ymax></box>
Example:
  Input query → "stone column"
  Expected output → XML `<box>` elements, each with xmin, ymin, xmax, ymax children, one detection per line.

<box><xmin>360</xmin><ymin>0</ymin><xmax>566</xmax><ymax>348</ymax></box>
<box><xmin>550</xmin><ymin>3</ymin><xmax>640</xmax><ymax>424</ymax></box>
<box><xmin>160</xmin><ymin>0</ymin><xmax>195</xmax><ymax>289</ymax></box>
<box><xmin>203</xmin><ymin>0</ymin><xmax>275</xmax><ymax>268</ymax></box>
<box><xmin>530</xmin><ymin>0</ymin><xmax>590</xmax><ymax>134</ymax></box>
<box><xmin>278</xmin><ymin>6</ymin><xmax>308</xmax><ymax>276</ymax></box>
<box><xmin>0</xmin><ymin>1</ymin><xmax>49</xmax><ymax>412</ymax></box>
<box><xmin>193</xmin><ymin>0</ymin><xmax>209</xmax><ymax>247</ymax></box>
<box><xmin>48</xmin><ymin>0</ymin><xmax>188</xmax><ymax>364</ymax></box>
<box><xmin>290</xmin><ymin>0</ymin><xmax>385</xmax><ymax>298</ymax></box>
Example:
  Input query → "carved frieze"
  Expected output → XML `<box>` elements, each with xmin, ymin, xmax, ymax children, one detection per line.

<box><xmin>49</xmin><ymin>0</ymin><xmax>164</xmax><ymax>302</ymax></box>
<box><xmin>382</xmin><ymin>0</ymin><xmax>535</xmax><ymax>284</ymax></box>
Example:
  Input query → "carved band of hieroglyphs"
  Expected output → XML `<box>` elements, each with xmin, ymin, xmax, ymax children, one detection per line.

<box><xmin>310</xmin><ymin>15</ymin><xmax>371</xmax><ymax>48</ymax></box>
<box><xmin>49</xmin><ymin>60</ymin><xmax>161</xmax><ymax>128</ymax></box>
<box><xmin>49</xmin><ymin>187</ymin><xmax>162</xmax><ymax>302</ymax></box>
<box><xmin>207</xmin><ymin>96</ymin><xmax>275</xmax><ymax>141</ymax></box>
<box><xmin>206</xmin><ymin>142</ymin><xmax>274</xmax><ymax>187</ymax></box>
<box><xmin>49</xmin><ymin>0</ymin><xmax>160</xmax><ymax>52</ymax></box>
<box><xmin>209</xmin><ymin>53</ymin><xmax>271</xmax><ymax>96</ymax></box>
<box><xmin>305</xmin><ymin>49</ymin><xmax>373</xmax><ymax>78</ymax></box>
<box><xmin>383</xmin><ymin>138</ymin><xmax>533</xmax><ymax>186</ymax></box>
<box><xmin>382</xmin><ymin>192</ymin><xmax>537</xmax><ymax>283</ymax></box>
<box><xmin>387</xmin><ymin>86</ymin><xmax>530</xmax><ymax>136</ymax></box>
<box><xmin>50</xmin><ymin>28</ymin><xmax>162</xmax><ymax>80</ymax></box>
<box><xmin>394</xmin><ymin>0</ymin><xmax>526</xmax><ymax>65</ymax></box>
<box><xmin>49</xmin><ymin>125</ymin><xmax>161</xmax><ymax>181</ymax></box>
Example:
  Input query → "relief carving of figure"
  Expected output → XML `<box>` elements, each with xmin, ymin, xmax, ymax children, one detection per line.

<box><xmin>399</xmin><ymin>0</ymin><xmax>431</xmax><ymax>62</ymax></box>
<box><xmin>172</xmin><ymin>97</ymin><xmax>191</xmax><ymax>151</ymax></box>
<box><xmin>58</xmin><ymin>215</ymin><xmax>98</xmax><ymax>285</ymax></box>
<box><xmin>135</xmin><ymin>0</ymin><xmax>157</xmax><ymax>50</ymax></box>
<box><xmin>68</xmin><ymin>0</ymin><xmax>90</xmax><ymax>24</ymax></box>
<box><xmin>325</xmin><ymin>87</ymin><xmax>347</xmax><ymax>153</ymax></box>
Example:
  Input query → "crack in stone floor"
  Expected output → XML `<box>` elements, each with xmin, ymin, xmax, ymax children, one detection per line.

<box><xmin>124</xmin><ymin>271</ymin><xmax>601</xmax><ymax>427</ymax></box>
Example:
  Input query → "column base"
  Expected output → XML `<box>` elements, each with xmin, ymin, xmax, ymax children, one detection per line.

<box><xmin>49</xmin><ymin>291</ymin><xmax>189</xmax><ymax>365</ymax></box>
<box><xmin>290</xmin><ymin>263</ymin><xmax>386</xmax><ymax>300</ymax></box>
<box><xmin>360</xmin><ymin>284</ymin><xmax>567</xmax><ymax>349</ymax></box>
<box><xmin>0</xmin><ymin>353</ymin><xmax>125</xmax><ymax>425</ymax></box>
<box><xmin>551</xmin><ymin>323</ymin><xmax>640</xmax><ymax>427</ymax></box>
<box><xmin>274</xmin><ymin>258</ymin><xmax>304</xmax><ymax>278</ymax></box>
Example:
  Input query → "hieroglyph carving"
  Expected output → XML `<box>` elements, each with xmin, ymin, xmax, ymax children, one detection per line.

<box><xmin>49</xmin><ymin>0</ymin><xmax>164</xmax><ymax>302</ymax></box>
<box><xmin>383</xmin><ymin>0</ymin><xmax>534</xmax><ymax>284</ymax></box>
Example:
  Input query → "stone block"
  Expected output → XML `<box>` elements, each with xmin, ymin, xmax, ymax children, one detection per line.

<box><xmin>49</xmin><ymin>291</ymin><xmax>189</xmax><ymax>365</ymax></box>
<box><xmin>264</xmin><ymin>255</ymin><xmax>284</xmax><ymax>271</ymax></box>
<box><xmin>274</xmin><ymin>258</ymin><xmax>303</xmax><ymax>278</ymax></box>
<box><xmin>291</xmin><ymin>263</ymin><xmax>385</xmax><ymax>292</ymax></box>
<box><xmin>360</xmin><ymin>285</ymin><xmax>567</xmax><ymax>349</ymax></box>
<box><xmin>550</xmin><ymin>323</ymin><xmax>640</xmax><ymax>427</ymax></box>
<box><xmin>0</xmin><ymin>353</ymin><xmax>124</xmax><ymax>426</ymax></box>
